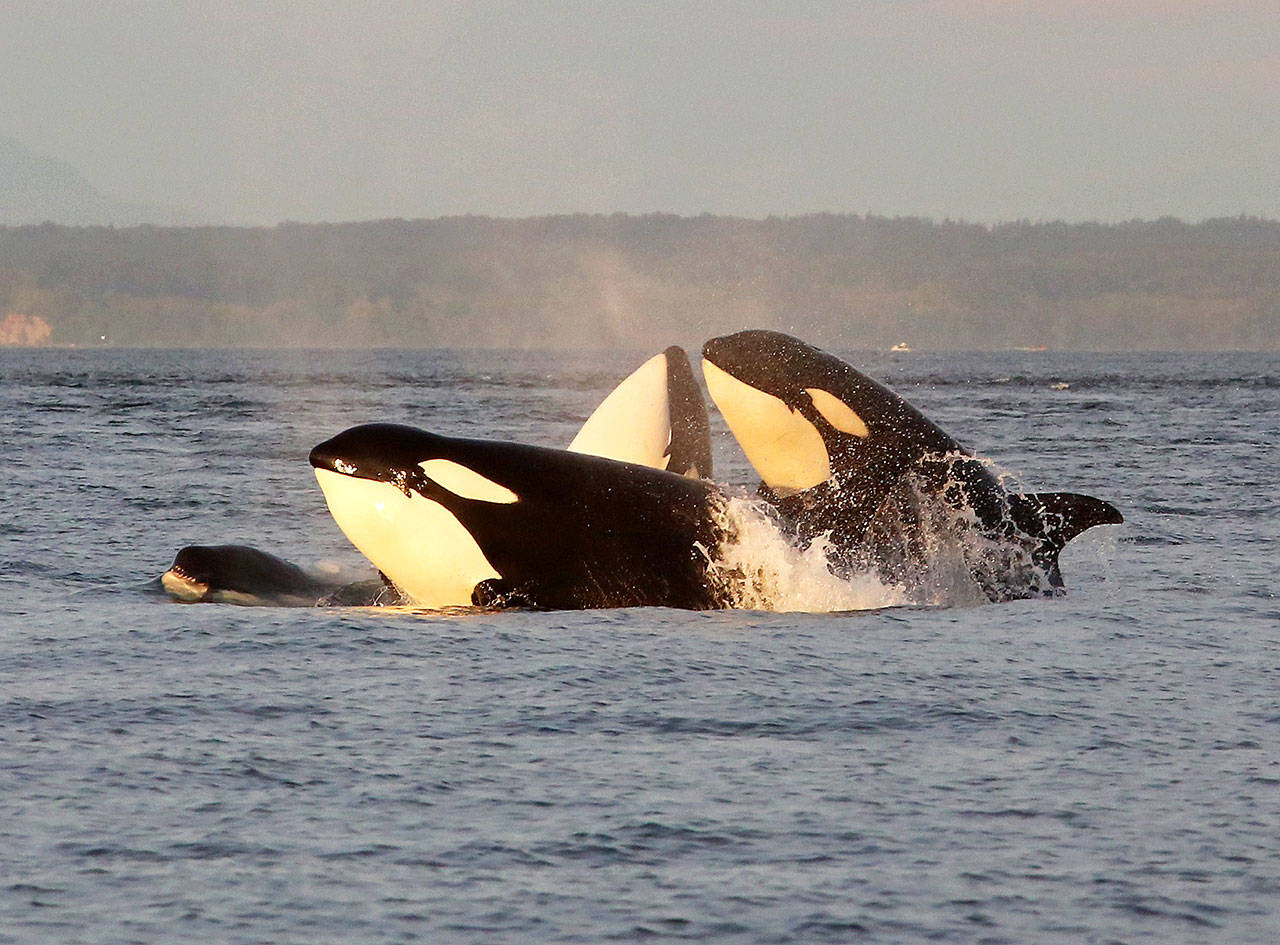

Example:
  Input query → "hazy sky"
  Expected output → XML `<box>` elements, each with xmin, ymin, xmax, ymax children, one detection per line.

<box><xmin>2</xmin><ymin>0</ymin><xmax>1277</xmax><ymax>225</ymax></box>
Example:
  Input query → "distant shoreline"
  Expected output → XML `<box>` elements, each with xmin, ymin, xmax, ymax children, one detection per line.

<box><xmin>3</xmin><ymin>214</ymin><xmax>1278</xmax><ymax>352</ymax></box>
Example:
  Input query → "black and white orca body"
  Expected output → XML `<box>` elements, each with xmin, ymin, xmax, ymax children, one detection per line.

<box><xmin>309</xmin><ymin>345</ymin><xmax>721</xmax><ymax>608</ymax></box>
<box><xmin>310</xmin><ymin>425</ymin><xmax>728</xmax><ymax>610</ymax></box>
<box><xmin>701</xmin><ymin>330</ymin><xmax>1122</xmax><ymax>600</ymax></box>
<box><xmin>160</xmin><ymin>544</ymin><xmax>398</xmax><ymax>606</ymax></box>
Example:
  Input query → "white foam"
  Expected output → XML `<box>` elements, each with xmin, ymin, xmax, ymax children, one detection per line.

<box><xmin>702</xmin><ymin>494</ymin><xmax>907</xmax><ymax>613</ymax></box>
<box><xmin>701</xmin><ymin>453</ymin><xmax>1069</xmax><ymax>612</ymax></box>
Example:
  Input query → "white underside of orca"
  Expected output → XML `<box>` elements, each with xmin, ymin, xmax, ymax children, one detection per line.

<box><xmin>568</xmin><ymin>352</ymin><xmax>673</xmax><ymax>470</ymax></box>
<box><xmin>702</xmin><ymin>359</ymin><xmax>833</xmax><ymax>495</ymax></box>
<box><xmin>314</xmin><ymin>468</ymin><xmax>499</xmax><ymax>608</ymax></box>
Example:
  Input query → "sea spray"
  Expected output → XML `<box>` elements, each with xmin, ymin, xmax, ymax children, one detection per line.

<box><xmin>702</xmin><ymin>454</ymin><xmax>1067</xmax><ymax>612</ymax></box>
<box><xmin>702</xmin><ymin>493</ymin><xmax>906</xmax><ymax>612</ymax></box>
<box><xmin>856</xmin><ymin>459</ymin><xmax>1058</xmax><ymax>605</ymax></box>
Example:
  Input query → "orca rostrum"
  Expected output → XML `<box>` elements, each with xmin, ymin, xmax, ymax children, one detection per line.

<box><xmin>701</xmin><ymin>329</ymin><xmax>1122</xmax><ymax>601</ymax></box>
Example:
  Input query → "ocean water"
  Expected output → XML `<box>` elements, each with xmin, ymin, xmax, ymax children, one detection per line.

<box><xmin>2</xmin><ymin>346</ymin><xmax>1277</xmax><ymax>944</ymax></box>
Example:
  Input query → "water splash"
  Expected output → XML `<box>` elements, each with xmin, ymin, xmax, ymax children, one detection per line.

<box><xmin>856</xmin><ymin>458</ymin><xmax>1064</xmax><ymax>606</ymax></box>
<box><xmin>703</xmin><ymin>494</ymin><xmax>907</xmax><ymax>613</ymax></box>
<box><xmin>702</xmin><ymin>453</ymin><xmax>1067</xmax><ymax>613</ymax></box>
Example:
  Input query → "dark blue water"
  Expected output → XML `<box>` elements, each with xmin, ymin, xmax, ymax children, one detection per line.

<box><xmin>2</xmin><ymin>347</ymin><xmax>1278</xmax><ymax>943</ymax></box>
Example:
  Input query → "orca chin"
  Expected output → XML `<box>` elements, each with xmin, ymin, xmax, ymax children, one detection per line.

<box><xmin>702</xmin><ymin>330</ymin><xmax>1122</xmax><ymax>602</ymax></box>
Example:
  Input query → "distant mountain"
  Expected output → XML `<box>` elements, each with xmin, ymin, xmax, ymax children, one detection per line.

<box><xmin>0</xmin><ymin>136</ymin><xmax>177</xmax><ymax>226</ymax></box>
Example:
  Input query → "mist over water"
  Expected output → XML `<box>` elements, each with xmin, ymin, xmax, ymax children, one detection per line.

<box><xmin>2</xmin><ymin>346</ymin><xmax>1278</xmax><ymax>943</ymax></box>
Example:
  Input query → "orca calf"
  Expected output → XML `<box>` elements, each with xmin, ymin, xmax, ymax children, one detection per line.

<box><xmin>310</xmin><ymin>425</ymin><xmax>728</xmax><ymax>610</ymax></box>
<box><xmin>162</xmin><ymin>545</ymin><xmax>348</xmax><ymax>605</ymax></box>
<box><xmin>701</xmin><ymin>330</ymin><xmax>1121</xmax><ymax>601</ymax></box>
<box><xmin>162</xmin><ymin>544</ymin><xmax>403</xmax><ymax>607</ymax></box>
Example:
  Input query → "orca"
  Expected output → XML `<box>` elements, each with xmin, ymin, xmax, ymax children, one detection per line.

<box><xmin>160</xmin><ymin>544</ymin><xmax>404</xmax><ymax>606</ymax></box>
<box><xmin>701</xmin><ymin>330</ymin><xmax>1122</xmax><ymax>601</ymax></box>
<box><xmin>161</xmin><ymin>544</ymin><xmax>324</xmax><ymax>605</ymax></box>
<box><xmin>309</xmin><ymin>425</ymin><xmax>728</xmax><ymax>610</ymax></box>
<box><xmin>306</xmin><ymin>345</ymin><xmax>719</xmax><ymax>609</ymax></box>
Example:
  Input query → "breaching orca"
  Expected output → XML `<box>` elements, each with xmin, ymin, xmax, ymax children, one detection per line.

<box><xmin>310</xmin><ymin>425</ymin><xmax>728</xmax><ymax>609</ymax></box>
<box><xmin>160</xmin><ymin>544</ymin><xmax>398</xmax><ymax>606</ymax></box>
<box><xmin>701</xmin><ymin>330</ymin><xmax>1122</xmax><ymax>601</ymax></box>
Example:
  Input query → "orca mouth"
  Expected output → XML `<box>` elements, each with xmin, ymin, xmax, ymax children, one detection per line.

<box><xmin>309</xmin><ymin>441</ymin><xmax>368</xmax><ymax>478</ymax></box>
<box><xmin>308</xmin><ymin>445</ymin><xmax>362</xmax><ymax>478</ymax></box>
<box><xmin>161</xmin><ymin>568</ymin><xmax>208</xmax><ymax>602</ymax></box>
<box><xmin>164</xmin><ymin>562</ymin><xmax>211</xmax><ymax>585</ymax></box>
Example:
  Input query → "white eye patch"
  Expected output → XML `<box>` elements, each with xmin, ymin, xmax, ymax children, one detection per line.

<box><xmin>420</xmin><ymin>459</ymin><xmax>518</xmax><ymax>504</ymax></box>
<box><xmin>805</xmin><ymin>388</ymin><xmax>869</xmax><ymax>438</ymax></box>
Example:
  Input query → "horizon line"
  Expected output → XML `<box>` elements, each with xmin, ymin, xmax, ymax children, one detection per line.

<box><xmin>3</xmin><ymin>210</ymin><xmax>1280</xmax><ymax>233</ymax></box>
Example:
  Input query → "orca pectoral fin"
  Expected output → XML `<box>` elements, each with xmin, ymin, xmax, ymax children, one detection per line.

<box><xmin>568</xmin><ymin>346</ymin><xmax>713</xmax><ymax>478</ymax></box>
<box><xmin>1013</xmin><ymin>492</ymin><xmax>1123</xmax><ymax>550</ymax></box>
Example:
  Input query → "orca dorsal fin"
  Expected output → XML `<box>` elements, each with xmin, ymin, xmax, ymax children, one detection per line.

<box><xmin>1011</xmin><ymin>492</ymin><xmax>1124</xmax><ymax>550</ymax></box>
<box><xmin>568</xmin><ymin>346</ymin><xmax>712</xmax><ymax>478</ymax></box>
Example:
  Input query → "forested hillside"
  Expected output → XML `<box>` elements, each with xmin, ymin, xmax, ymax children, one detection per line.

<box><xmin>2</xmin><ymin>214</ymin><xmax>1277</xmax><ymax>350</ymax></box>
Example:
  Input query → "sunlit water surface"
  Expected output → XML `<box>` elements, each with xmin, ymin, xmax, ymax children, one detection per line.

<box><xmin>2</xmin><ymin>347</ymin><xmax>1277</xmax><ymax>943</ymax></box>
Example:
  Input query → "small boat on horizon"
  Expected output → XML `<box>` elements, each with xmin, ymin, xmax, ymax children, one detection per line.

<box><xmin>890</xmin><ymin>342</ymin><xmax>911</xmax><ymax>353</ymax></box>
